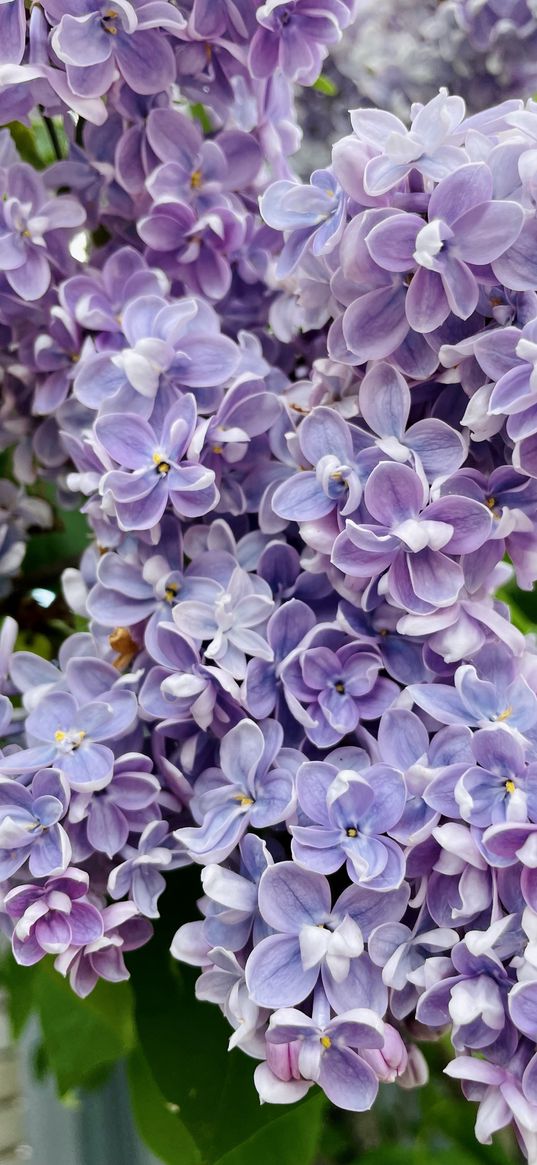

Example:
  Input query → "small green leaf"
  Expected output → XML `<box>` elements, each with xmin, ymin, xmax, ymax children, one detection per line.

<box><xmin>190</xmin><ymin>103</ymin><xmax>213</xmax><ymax>134</ymax></box>
<box><xmin>313</xmin><ymin>74</ymin><xmax>338</xmax><ymax>96</ymax></box>
<box><xmin>35</xmin><ymin>963</ymin><xmax>135</xmax><ymax>1094</ymax></box>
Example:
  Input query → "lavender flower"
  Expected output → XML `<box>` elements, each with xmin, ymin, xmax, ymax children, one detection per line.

<box><xmin>96</xmin><ymin>395</ymin><xmax>218</xmax><ymax>530</ymax></box>
<box><xmin>6</xmin><ymin>868</ymin><xmax>103</xmax><ymax>965</ymax></box>
<box><xmin>49</xmin><ymin>1</ymin><xmax>186</xmax><ymax>98</ymax></box>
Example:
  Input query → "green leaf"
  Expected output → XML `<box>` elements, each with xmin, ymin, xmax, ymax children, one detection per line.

<box><xmin>128</xmin><ymin>869</ymin><xmax>326</xmax><ymax>1165</ymax></box>
<box><xmin>35</xmin><ymin>962</ymin><xmax>135</xmax><ymax>1094</ymax></box>
<box><xmin>213</xmin><ymin>1093</ymin><xmax>325</xmax><ymax>1165</ymax></box>
<box><xmin>357</xmin><ymin>1150</ymin><xmax>482</xmax><ymax>1165</ymax></box>
<box><xmin>127</xmin><ymin>1047</ymin><xmax>202</xmax><ymax>1165</ymax></box>
<box><xmin>313</xmin><ymin>74</ymin><xmax>338</xmax><ymax>96</ymax></box>
<box><xmin>5</xmin><ymin>116</ymin><xmax>67</xmax><ymax>168</ymax></box>
<box><xmin>6</xmin><ymin>122</ymin><xmax>48</xmax><ymax>169</ymax></box>
<box><xmin>0</xmin><ymin>951</ymin><xmax>39</xmax><ymax>1039</ymax></box>
<box><xmin>190</xmin><ymin>103</ymin><xmax>213</xmax><ymax>134</ymax></box>
<box><xmin>22</xmin><ymin>501</ymin><xmax>89</xmax><ymax>580</ymax></box>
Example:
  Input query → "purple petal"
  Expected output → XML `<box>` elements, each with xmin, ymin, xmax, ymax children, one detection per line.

<box><xmin>258</xmin><ymin>861</ymin><xmax>331</xmax><ymax>932</ymax></box>
<box><xmin>246</xmin><ymin>933</ymin><xmax>317</xmax><ymax>1007</ymax></box>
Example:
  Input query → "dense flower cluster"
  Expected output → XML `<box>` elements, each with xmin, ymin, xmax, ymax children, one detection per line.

<box><xmin>3</xmin><ymin>2</ymin><xmax>537</xmax><ymax>1157</ymax></box>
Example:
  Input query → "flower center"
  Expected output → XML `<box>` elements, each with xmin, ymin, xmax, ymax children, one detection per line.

<box><xmin>346</xmin><ymin>827</ymin><xmax>358</xmax><ymax>837</ymax></box>
<box><xmin>54</xmin><ymin>728</ymin><xmax>86</xmax><ymax>751</ymax></box>
<box><xmin>152</xmin><ymin>452</ymin><xmax>170</xmax><ymax>475</ymax></box>
<box><xmin>190</xmin><ymin>169</ymin><xmax>203</xmax><ymax>189</ymax></box>
<box><xmin>495</xmin><ymin>706</ymin><xmax>513</xmax><ymax>722</ymax></box>
<box><xmin>505</xmin><ymin>779</ymin><xmax>516</xmax><ymax>795</ymax></box>
<box><xmin>164</xmin><ymin>581</ymin><xmax>179</xmax><ymax>603</ymax></box>
<box><xmin>102</xmin><ymin>8</ymin><xmax>119</xmax><ymax>34</ymax></box>
<box><xmin>414</xmin><ymin>219</ymin><xmax>446</xmax><ymax>269</ymax></box>
<box><xmin>233</xmin><ymin>794</ymin><xmax>254</xmax><ymax>808</ymax></box>
<box><xmin>320</xmin><ymin>1036</ymin><xmax>331</xmax><ymax>1049</ymax></box>
<box><xmin>334</xmin><ymin>681</ymin><xmax>345</xmax><ymax>694</ymax></box>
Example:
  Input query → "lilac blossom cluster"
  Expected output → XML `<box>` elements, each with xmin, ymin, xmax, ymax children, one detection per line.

<box><xmin>2</xmin><ymin>3</ymin><xmax>537</xmax><ymax>1156</ymax></box>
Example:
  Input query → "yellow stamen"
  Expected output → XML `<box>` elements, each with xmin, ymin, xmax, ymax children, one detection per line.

<box><xmin>165</xmin><ymin>582</ymin><xmax>179</xmax><ymax>603</ymax></box>
<box><xmin>152</xmin><ymin>452</ymin><xmax>170</xmax><ymax>475</ymax></box>
<box><xmin>103</xmin><ymin>8</ymin><xmax>119</xmax><ymax>32</ymax></box>
<box><xmin>496</xmin><ymin>706</ymin><xmax>513</xmax><ymax>722</ymax></box>
<box><xmin>486</xmin><ymin>496</ymin><xmax>496</xmax><ymax>509</ymax></box>
<box><xmin>190</xmin><ymin>170</ymin><xmax>203</xmax><ymax>189</ymax></box>
<box><xmin>233</xmin><ymin>795</ymin><xmax>254</xmax><ymax>808</ymax></box>
<box><xmin>320</xmin><ymin>1036</ymin><xmax>332</xmax><ymax>1049</ymax></box>
<box><xmin>505</xmin><ymin>780</ymin><xmax>516</xmax><ymax>795</ymax></box>
<box><xmin>109</xmin><ymin>626</ymin><xmax>138</xmax><ymax>671</ymax></box>
<box><xmin>212</xmin><ymin>444</ymin><xmax>223</xmax><ymax>454</ymax></box>
<box><xmin>346</xmin><ymin>827</ymin><xmax>358</xmax><ymax>838</ymax></box>
<box><xmin>334</xmin><ymin>682</ymin><xmax>345</xmax><ymax>694</ymax></box>
<box><xmin>54</xmin><ymin>730</ymin><xmax>66</xmax><ymax>744</ymax></box>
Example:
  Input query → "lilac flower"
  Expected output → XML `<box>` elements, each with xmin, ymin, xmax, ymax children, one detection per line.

<box><xmin>249</xmin><ymin>0</ymin><xmax>354</xmax><ymax>85</ymax></box>
<box><xmin>366</xmin><ymin>164</ymin><xmax>523</xmax><ymax>332</ymax></box>
<box><xmin>0</xmin><ymin>688</ymin><xmax>137</xmax><ymax>789</ymax></box>
<box><xmin>452</xmin><ymin>727</ymin><xmax>537</xmax><ymax>828</ymax></box>
<box><xmin>245</xmin><ymin>860</ymin><xmax>405</xmax><ymax>1011</ymax></box>
<box><xmin>416</xmin><ymin>916</ymin><xmax>520</xmax><ymax>1053</ymax></box>
<box><xmin>199</xmin><ymin>834</ymin><xmax>273</xmax><ymax>952</ymax></box>
<box><xmin>5</xmin><ymin>868</ymin><xmax>104</xmax><ymax>965</ymax></box>
<box><xmin>335</xmin><ymin>208</ymin><xmax>440</xmax><ymax>376</ymax></box>
<box><xmin>107</xmin><ymin>820</ymin><xmax>188</xmax><ymax>918</ymax></box>
<box><xmin>74</xmin><ymin>295</ymin><xmax>240</xmax><ymax>415</ymax></box>
<box><xmin>70</xmin><ymin>753</ymin><xmax>161</xmax><ymax>859</ymax></box>
<box><xmin>408</xmin><ymin>644</ymin><xmax>537</xmax><ymax>733</ymax></box>
<box><xmin>62</xmin><ymin>246</ymin><xmax>168</xmax><ymax>334</ymax></box>
<box><xmin>260</xmin><ymin>170</ymin><xmax>347</xmax><ymax>277</ymax></box>
<box><xmin>145</xmin><ymin>116</ymin><xmax>262</xmax><ymax>208</ymax></box>
<box><xmin>368</xmin><ymin>912</ymin><xmax>459</xmax><ymax>1019</ymax></box>
<box><xmin>351</xmin><ymin>89</ymin><xmax>468</xmax><ymax>196</ymax></box>
<box><xmin>139</xmin><ymin>621</ymin><xmax>241</xmax><ymax>732</ymax></box>
<box><xmin>96</xmin><ymin>396</ymin><xmax>218</xmax><ymax>530</ymax></box>
<box><xmin>354</xmin><ymin>362</ymin><xmax>466</xmax><ymax>484</ymax></box>
<box><xmin>266</xmin><ymin>1008</ymin><xmax>384</xmax><ymax>1110</ymax></box>
<box><xmin>271</xmin><ymin>406</ymin><xmax>376</xmax><ymax>528</ymax></box>
<box><xmin>376</xmin><ymin>708</ymin><xmax>473</xmax><ymax>846</ymax></box>
<box><xmin>281</xmin><ymin>638</ymin><xmax>396</xmax><ymax>747</ymax></box>
<box><xmin>245</xmin><ymin>598</ymin><xmax>316</xmax><ymax>721</ymax></box>
<box><xmin>54</xmin><ymin>902</ymin><xmax>152</xmax><ymax>997</ymax></box>
<box><xmin>138</xmin><ymin>198</ymin><xmax>248</xmax><ymax>302</ymax></box>
<box><xmin>172</xmin><ymin>565</ymin><xmax>274</xmax><ymax>680</ymax></box>
<box><xmin>49</xmin><ymin>1</ymin><xmax>186</xmax><ymax>98</ymax></box>
<box><xmin>332</xmin><ymin>461</ymin><xmax>492</xmax><ymax>613</ymax></box>
<box><xmin>292</xmin><ymin>758</ymin><xmax>406</xmax><ymax>889</ymax></box>
<box><xmin>0</xmin><ymin>768</ymin><xmax>70</xmax><ymax>879</ymax></box>
<box><xmin>174</xmin><ymin>719</ymin><xmax>296</xmax><ymax>864</ymax></box>
<box><xmin>445</xmin><ymin>1051</ymin><xmax>537</xmax><ymax>1153</ymax></box>
<box><xmin>0</xmin><ymin>163</ymin><xmax>85</xmax><ymax>300</ymax></box>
